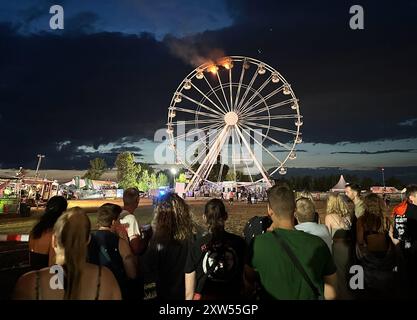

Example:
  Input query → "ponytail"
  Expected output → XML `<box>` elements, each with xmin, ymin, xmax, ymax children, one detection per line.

<box><xmin>204</xmin><ymin>198</ymin><xmax>228</xmax><ymax>240</ymax></box>
<box><xmin>53</xmin><ymin>207</ymin><xmax>91</xmax><ymax>300</ymax></box>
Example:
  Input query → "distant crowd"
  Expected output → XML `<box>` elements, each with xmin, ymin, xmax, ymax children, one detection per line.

<box><xmin>11</xmin><ymin>182</ymin><xmax>417</xmax><ymax>300</ymax></box>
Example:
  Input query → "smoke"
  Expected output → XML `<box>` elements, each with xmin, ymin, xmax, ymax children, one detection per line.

<box><xmin>164</xmin><ymin>35</ymin><xmax>226</xmax><ymax>68</ymax></box>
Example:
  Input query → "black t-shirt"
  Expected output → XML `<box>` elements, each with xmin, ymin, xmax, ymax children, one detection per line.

<box><xmin>394</xmin><ymin>202</ymin><xmax>417</xmax><ymax>245</ymax></box>
<box><xmin>185</xmin><ymin>231</ymin><xmax>246</xmax><ymax>299</ymax></box>
<box><xmin>142</xmin><ymin>239</ymin><xmax>190</xmax><ymax>300</ymax></box>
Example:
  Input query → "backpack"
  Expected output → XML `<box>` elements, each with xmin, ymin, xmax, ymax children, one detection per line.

<box><xmin>197</xmin><ymin>238</ymin><xmax>240</xmax><ymax>298</ymax></box>
<box><xmin>243</xmin><ymin>215</ymin><xmax>272</xmax><ymax>245</ymax></box>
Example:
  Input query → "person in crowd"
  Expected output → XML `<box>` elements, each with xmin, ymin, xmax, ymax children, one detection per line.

<box><xmin>118</xmin><ymin>187</ymin><xmax>150</xmax><ymax>255</ymax></box>
<box><xmin>185</xmin><ymin>199</ymin><xmax>246</xmax><ymax>300</ymax></box>
<box><xmin>142</xmin><ymin>193</ymin><xmax>197</xmax><ymax>300</ymax></box>
<box><xmin>391</xmin><ymin>184</ymin><xmax>417</xmax><ymax>298</ymax></box>
<box><xmin>228</xmin><ymin>190</ymin><xmax>235</xmax><ymax>205</ymax></box>
<box><xmin>324</xmin><ymin>193</ymin><xmax>353</xmax><ymax>300</ymax></box>
<box><xmin>295</xmin><ymin>197</ymin><xmax>332</xmax><ymax>253</ymax></box>
<box><xmin>296</xmin><ymin>190</ymin><xmax>320</xmax><ymax>223</ymax></box>
<box><xmin>325</xmin><ymin>193</ymin><xmax>352</xmax><ymax>237</ymax></box>
<box><xmin>345</xmin><ymin>183</ymin><xmax>365</xmax><ymax>219</ymax></box>
<box><xmin>88</xmin><ymin>204</ymin><xmax>137</xmax><ymax>299</ymax></box>
<box><xmin>29</xmin><ymin>196</ymin><xmax>68</xmax><ymax>270</ymax></box>
<box><xmin>245</xmin><ymin>186</ymin><xmax>337</xmax><ymax>300</ymax></box>
<box><xmin>357</xmin><ymin>194</ymin><xmax>392</xmax><ymax>258</ymax></box>
<box><xmin>14</xmin><ymin>207</ymin><xmax>121</xmax><ymax>300</ymax></box>
<box><xmin>356</xmin><ymin>193</ymin><xmax>397</xmax><ymax>299</ymax></box>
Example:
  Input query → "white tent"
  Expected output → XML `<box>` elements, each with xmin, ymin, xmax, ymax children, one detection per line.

<box><xmin>330</xmin><ymin>175</ymin><xmax>347</xmax><ymax>192</ymax></box>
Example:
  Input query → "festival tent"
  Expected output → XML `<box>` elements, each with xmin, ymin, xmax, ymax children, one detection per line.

<box><xmin>62</xmin><ymin>176</ymin><xmax>117</xmax><ymax>190</ymax></box>
<box><xmin>330</xmin><ymin>175</ymin><xmax>347</xmax><ymax>192</ymax></box>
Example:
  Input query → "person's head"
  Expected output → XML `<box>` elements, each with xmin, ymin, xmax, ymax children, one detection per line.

<box><xmin>266</xmin><ymin>186</ymin><xmax>296</xmax><ymax>224</ymax></box>
<box><xmin>297</xmin><ymin>190</ymin><xmax>314</xmax><ymax>202</ymax></box>
<box><xmin>326</xmin><ymin>193</ymin><xmax>350</xmax><ymax>217</ymax></box>
<box><xmin>295</xmin><ymin>197</ymin><xmax>316</xmax><ymax>223</ymax></box>
<box><xmin>345</xmin><ymin>183</ymin><xmax>361</xmax><ymax>201</ymax></box>
<box><xmin>406</xmin><ymin>185</ymin><xmax>417</xmax><ymax>205</ymax></box>
<box><xmin>362</xmin><ymin>193</ymin><xmax>389</xmax><ymax>232</ymax></box>
<box><xmin>273</xmin><ymin>179</ymin><xmax>291</xmax><ymax>190</ymax></box>
<box><xmin>31</xmin><ymin>196</ymin><xmax>68</xmax><ymax>239</ymax></box>
<box><xmin>97</xmin><ymin>203</ymin><xmax>122</xmax><ymax>228</ymax></box>
<box><xmin>123</xmin><ymin>187</ymin><xmax>140</xmax><ymax>211</ymax></box>
<box><xmin>204</xmin><ymin>198</ymin><xmax>228</xmax><ymax>235</ymax></box>
<box><xmin>52</xmin><ymin>207</ymin><xmax>91</xmax><ymax>300</ymax></box>
<box><xmin>152</xmin><ymin>193</ymin><xmax>194</xmax><ymax>243</ymax></box>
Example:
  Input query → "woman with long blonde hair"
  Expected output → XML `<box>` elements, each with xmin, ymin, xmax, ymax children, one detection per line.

<box><xmin>325</xmin><ymin>193</ymin><xmax>354</xmax><ymax>300</ymax></box>
<box><xmin>14</xmin><ymin>207</ymin><xmax>121</xmax><ymax>300</ymax></box>
<box><xmin>325</xmin><ymin>193</ymin><xmax>352</xmax><ymax>237</ymax></box>
<box><xmin>356</xmin><ymin>193</ymin><xmax>392</xmax><ymax>258</ymax></box>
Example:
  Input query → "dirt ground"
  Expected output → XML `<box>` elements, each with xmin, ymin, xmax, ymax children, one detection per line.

<box><xmin>0</xmin><ymin>197</ymin><xmax>327</xmax><ymax>235</ymax></box>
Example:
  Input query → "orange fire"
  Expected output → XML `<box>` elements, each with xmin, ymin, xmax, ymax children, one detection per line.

<box><xmin>218</xmin><ymin>57</ymin><xmax>233</xmax><ymax>70</ymax></box>
<box><xmin>207</xmin><ymin>65</ymin><xmax>219</xmax><ymax>74</ymax></box>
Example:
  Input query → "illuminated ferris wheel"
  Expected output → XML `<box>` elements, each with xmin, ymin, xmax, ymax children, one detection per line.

<box><xmin>166</xmin><ymin>56</ymin><xmax>303</xmax><ymax>192</ymax></box>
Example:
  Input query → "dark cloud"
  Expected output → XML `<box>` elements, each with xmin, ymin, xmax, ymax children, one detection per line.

<box><xmin>398</xmin><ymin>118</ymin><xmax>417</xmax><ymax>127</ymax></box>
<box><xmin>331</xmin><ymin>149</ymin><xmax>417</xmax><ymax>155</ymax></box>
<box><xmin>64</xmin><ymin>11</ymin><xmax>100</xmax><ymax>34</ymax></box>
<box><xmin>0</xmin><ymin>0</ymin><xmax>416</xmax><ymax>169</ymax></box>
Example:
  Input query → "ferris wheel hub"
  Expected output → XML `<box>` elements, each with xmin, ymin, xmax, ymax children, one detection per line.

<box><xmin>224</xmin><ymin>111</ymin><xmax>239</xmax><ymax>126</ymax></box>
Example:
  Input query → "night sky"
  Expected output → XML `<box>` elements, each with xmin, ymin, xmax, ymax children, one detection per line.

<box><xmin>1</xmin><ymin>0</ymin><xmax>416</xmax><ymax>174</ymax></box>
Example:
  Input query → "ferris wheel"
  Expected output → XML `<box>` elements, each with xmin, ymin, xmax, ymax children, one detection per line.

<box><xmin>166</xmin><ymin>56</ymin><xmax>303</xmax><ymax>192</ymax></box>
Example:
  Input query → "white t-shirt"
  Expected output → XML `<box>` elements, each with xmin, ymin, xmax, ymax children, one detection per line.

<box><xmin>295</xmin><ymin>222</ymin><xmax>333</xmax><ymax>253</ymax></box>
<box><xmin>119</xmin><ymin>210</ymin><xmax>141</xmax><ymax>241</ymax></box>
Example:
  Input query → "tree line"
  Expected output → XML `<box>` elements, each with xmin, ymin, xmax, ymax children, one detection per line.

<box><xmin>84</xmin><ymin>153</ymin><xmax>407</xmax><ymax>192</ymax></box>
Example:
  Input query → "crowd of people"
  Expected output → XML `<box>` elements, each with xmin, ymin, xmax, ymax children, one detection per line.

<box><xmin>11</xmin><ymin>183</ymin><xmax>417</xmax><ymax>300</ymax></box>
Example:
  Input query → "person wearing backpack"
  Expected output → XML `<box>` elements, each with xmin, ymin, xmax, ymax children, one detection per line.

<box><xmin>244</xmin><ymin>186</ymin><xmax>338</xmax><ymax>300</ymax></box>
<box><xmin>185</xmin><ymin>198</ymin><xmax>246</xmax><ymax>300</ymax></box>
<box><xmin>88</xmin><ymin>204</ymin><xmax>137</xmax><ymax>299</ymax></box>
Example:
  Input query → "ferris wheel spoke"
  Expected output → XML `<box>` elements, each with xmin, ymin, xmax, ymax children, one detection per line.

<box><xmin>238</xmin><ymin>75</ymin><xmax>272</xmax><ymax>115</ymax></box>
<box><xmin>191</xmin><ymin>82</ymin><xmax>228</xmax><ymax>115</ymax></box>
<box><xmin>217</xmin><ymin>163</ymin><xmax>225</xmax><ymax>183</ymax></box>
<box><xmin>203</xmin><ymin>75</ymin><xmax>229</xmax><ymax>114</ymax></box>
<box><xmin>244</xmin><ymin>114</ymin><xmax>301</xmax><ymax>121</ymax></box>
<box><xmin>235</xmin><ymin>126</ymin><xmax>272</xmax><ymax>187</ymax></box>
<box><xmin>181</xmin><ymin>93</ymin><xmax>224</xmax><ymax>117</ymax></box>
<box><xmin>231</xmin><ymin>128</ymin><xmax>237</xmax><ymax>181</ymax></box>
<box><xmin>233</xmin><ymin>129</ymin><xmax>254</xmax><ymax>183</ymax></box>
<box><xmin>172</xmin><ymin>106</ymin><xmax>220</xmax><ymax>119</ymax></box>
<box><xmin>234</xmin><ymin>62</ymin><xmax>246</xmax><ymax>109</ymax></box>
<box><xmin>229</xmin><ymin>69</ymin><xmax>233</xmax><ymax>113</ymax></box>
<box><xmin>243</xmin><ymin>98</ymin><xmax>297</xmax><ymax>118</ymax></box>
<box><xmin>238</xmin><ymin>125</ymin><xmax>283</xmax><ymax>166</ymax></box>
<box><xmin>170</xmin><ymin>119</ymin><xmax>222</xmax><ymax>126</ymax></box>
<box><xmin>188</xmin><ymin>126</ymin><xmax>224</xmax><ymax>167</ymax></box>
<box><xmin>235</xmin><ymin>69</ymin><xmax>259</xmax><ymax>112</ymax></box>
<box><xmin>186</xmin><ymin>126</ymin><xmax>230</xmax><ymax>191</ymax></box>
<box><xmin>216</xmin><ymin>72</ymin><xmax>231</xmax><ymax>112</ymax></box>
<box><xmin>188</xmin><ymin>125</ymin><xmax>223</xmax><ymax>151</ymax></box>
<box><xmin>244</xmin><ymin>121</ymin><xmax>298</xmax><ymax>135</ymax></box>
<box><xmin>240</xmin><ymin>123</ymin><xmax>293</xmax><ymax>151</ymax></box>
<box><xmin>239</xmin><ymin>85</ymin><xmax>285</xmax><ymax>117</ymax></box>
<box><xmin>174</xmin><ymin>122</ymin><xmax>222</xmax><ymax>141</ymax></box>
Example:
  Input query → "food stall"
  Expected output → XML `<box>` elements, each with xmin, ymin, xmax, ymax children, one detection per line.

<box><xmin>0</xmin><ymin>176</ymin><xmax>21</xmax><ymax>214</ymax></box>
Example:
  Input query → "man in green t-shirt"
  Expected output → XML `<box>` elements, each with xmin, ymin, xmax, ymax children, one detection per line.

<box><xmin>244</xmin><ymin>186</ymin><xmax>337</xmax><ymax>300</ymax></box>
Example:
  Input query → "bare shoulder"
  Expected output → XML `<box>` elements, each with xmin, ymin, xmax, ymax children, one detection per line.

<box><xmin>99</xmin><ymin>266</ymin><xmax>122</xmax><ymax>300</ymax></box>
<box><xmin>13</xmin><ymin>270</ymin><xmax>38</xmax><ymax>299</ymax></box>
